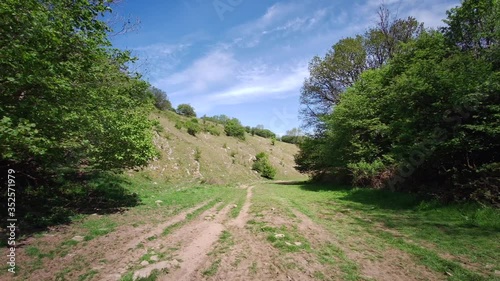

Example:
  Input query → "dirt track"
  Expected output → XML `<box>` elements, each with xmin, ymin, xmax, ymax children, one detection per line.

<box><xmin>6</xmin><ymin>183</ymin><xmax>487</xmax><ymax>281</ymax></box>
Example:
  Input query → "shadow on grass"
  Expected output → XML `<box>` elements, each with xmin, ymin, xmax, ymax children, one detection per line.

<box><xmin>4</xmin><ymin>172</ymin><xmax>141</xmax><ymax>240</ymax></box>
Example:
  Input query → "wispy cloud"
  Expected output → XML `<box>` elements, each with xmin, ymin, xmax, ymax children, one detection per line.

<box><xmin>154</xmin><ymin>49</ymin><xmax>238</xmax><ymax>94</ymax></box>
<box><xmin>207</xmin><ymin>62</ymin><xmax>308</xmax><ymax>104</ymax></box>
<box><xmin>130</xmin><ymin>43</ymin><xmax>191</xmax><ymax>80</ymax></box>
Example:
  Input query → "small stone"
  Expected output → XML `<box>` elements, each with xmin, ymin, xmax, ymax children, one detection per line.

<box><xmin>232</xmin><ymin>204</ymin><xmax>238</xmax><ymax>208</ymax></box>
<box><xmin>294</xmin><ymin>242</ymin><xmax>302</xmax><ymax>246</ymax></box>
<box><xmin>72</xmin><ymin>236</ymin><xmax>84</xmax><ymax>242</ymax></box>
<box><xmin>155</xmin><ymin>200</ymin><xmax>163</xmax><ymax>204</ymax></box>
<box><xmin>285</xmin><ymin>242</ymin><xmax>292</xmax><ymax>246</ymax></box>
<box><xmin>271</xmin><ymin>207</ymin><xmax>275</xmax><ymax>211</ymax></box>
<box><xmin>274</xmin><ymin>234</ymin><xmax>285</xmax><ymax>238</ymax></box>
<box><xmin>150</xmin><ymin>255</ymin><xmax>159</xmax><ymax>262</ymax></box>
<box><xmin>140</xmin><ymin>260</ymin><xmax>149</xmax><ymax>266</ymax></box>
<box><xmin>170</xmin><ymin>259</ymin><xmax>180</xmax><ymax>267</ymax></box>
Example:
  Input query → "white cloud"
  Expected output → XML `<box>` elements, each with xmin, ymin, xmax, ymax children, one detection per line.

<box><xmin>129</xmin><ymin>43</ymin><xmax>191</xmax><ymax>80</ymax></box>
<box><xmin>154</xmin><ymin>49</ymin><xmax>237</xmax><ymax>93</ymax></box>
<box><xmin>192</xmin><ymin>62</ymin><xmax>309</xmax><ymax>111</ymax></box>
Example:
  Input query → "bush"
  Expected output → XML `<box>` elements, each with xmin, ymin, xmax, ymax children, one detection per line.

<box><xmin>176</xmin><ymin>104</ymin><xmax>196</xmax><ymax>117</ymax></box>
<box><xmin>150</xmin><ymin>86</ymin><xmax>173</xmax><ymax>111</ymax></box>
<box><xmin>203</xmin><ymin>124</ymin><xmax>221</xmax><ymax>136</ymax></box>
<box><xmin>252</xmin><ymin>128</ymin><xmax>276</xmax><ymax>139</ymax></box>
<box><xmin>186</xmin><ymin>121</ymin><xmax>200</xmax><ymax>136</ymax></box>
<box><xmin>194</xmin><ymin>147</ymin><xmax>201</xmax><ymax>161</ymax></box>
<box><xmin>252</xmin><ymin>152</ymin><xmax>277</xmax><ymax>179</ymax></box>
<box><xmin>224</xmin><ymin>118</ymin><xmax>246</xmax><ymax>140</ymax></box>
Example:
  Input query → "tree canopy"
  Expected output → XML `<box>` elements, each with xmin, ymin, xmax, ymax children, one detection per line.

<box><xmin>150</xmin><ymin>86</ymin><xmax>173</xmax><ymax>111</ymax></box>
<box><xmin>296</xmin><ymin>0</ymin><xmax>499</xmax><ymax>204</ymax></box>
<box><xmin>176</xmin><ymin>104</ymin><xmax>197</xmax><ymax>117</ymax></box>
<box><xmin>0</xmin><ymin>0</ymin><xmax>158</xmax><ymax>177</ymax></box>
<box><xmin>299</xmin><ymin>7</ymin><xmax>423</xmax><ymax>134</ymax></box>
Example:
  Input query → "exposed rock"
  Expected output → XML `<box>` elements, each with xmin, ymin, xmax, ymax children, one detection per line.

<box><xmin>71</xmin><ymin>236</ymin><xmax>84</xmax><ymax>242</ymax></box>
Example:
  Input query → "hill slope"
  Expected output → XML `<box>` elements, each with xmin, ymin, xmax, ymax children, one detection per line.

<box><xmin>138</xmin><ymin>111</ymin><xmax>305</xmax><ymax>184</ymax></box>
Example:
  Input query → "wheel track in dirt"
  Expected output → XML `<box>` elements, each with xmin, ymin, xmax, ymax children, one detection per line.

<box><xmin>191</xmin><ymin>185</ymin><xmax>315</xmax><ymax>281</ymax></box>
<box><xmin>155</xmin><ymin>201</ymin><xmax>232</xmax><ymax>281</ymax></box>
<box><xmin>289</xmin><ymin>207</ymin><xmax>446</xmax><ymax>281</ymax></box>
<box><xmin>21</xmin><ymin>202</ymin><xmax>210</xmax><ymax>281</ymax></box>
<box><xmin>97</xmin><ymin>201</ymin><xmax>213</xmax><ymax>281</ymax></box>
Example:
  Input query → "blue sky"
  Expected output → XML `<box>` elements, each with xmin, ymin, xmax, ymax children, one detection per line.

<box><xmin>109</xmin><ymin>0</ymin><xmax>460</xmax><ymax>136</ymax></box>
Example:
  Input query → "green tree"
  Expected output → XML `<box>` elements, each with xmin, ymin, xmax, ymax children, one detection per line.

<box><xmin>0</xmin><ymin>0</ymin><xmax>157</xmax><ymax>175</ymax></box>
<box><xmin>295</xmin><ymin>1</ymin><xmax>499</xmax><ymax>203</ymax></box>
<box><xmin>252</xmin><ymin>152</ymin><xmax>277</xmax><ymax>179</ymax></box>
<box><xmin>299</xmin><ymin>36</ymin><xmax>367</xmax><ymax>131</ymax></box>
<box><xmin>150</xmin><ymin>86</ymin><xmax>172</xmax><ymax>111</ymax></box>
<box><xmin>176</xmin><ymin>104</ymin><xmax>197</xmax><ymax>117</ymax></box>
<box><xmin>443</xmin><ymin>0</ymin><xmax>499</xmax><ymax>53</ymax></box>
<box><xmin>224</xmin><ymin>118</ymin><xmax>246</xmax><ymax>140</ymax></box>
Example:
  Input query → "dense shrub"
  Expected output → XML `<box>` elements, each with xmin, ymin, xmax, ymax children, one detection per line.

<box><xmin>176</xmin><ymin>104</ymin><xmax>196</xmax><ymax>117</ymax></box>
<box><xmin>224</xmin><ymin>118</ymin><xmax>246</xmax><ymax>140</ymax></box>
<box><xmin>252</xmin><ymin>152</ymin><xmax>277</xmax><ymax>179</ymax></box>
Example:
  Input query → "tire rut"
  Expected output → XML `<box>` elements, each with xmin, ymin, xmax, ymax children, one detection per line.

<box><xmin>152</xmin><ymin>202</ymin><xmax>233</xmax><ymax>281</ymax></box>
<box><xmin>99</xmin><ymin>202</ymin><xmax>211</xmax><ymax>281</ymax></box>
<box><xmin>290</xmin><ymin>208</ymin><xmax>446</xmax><ymax>281</ymax></box>
<box><xmin>197</xmin><ymin>186</ymin><xmax>313</xmax><ymax>281</ymax></box>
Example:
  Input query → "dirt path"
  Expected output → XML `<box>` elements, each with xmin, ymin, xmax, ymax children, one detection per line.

<box><xmin>156</xmin><ymin>203</ymin><xmax>232</xmax><ymax>281</ymax></box>
<box><xmin>101</xmin><ymin>202</ymin><xmax>212</xmax><ymax>280</ymax></box>
<box><xmin>9</xmin><ymin>183</ymin><xmax>476</xmax><ymax>281</ymax></box>
<box><xmin>290</xmin><ymin>209</ymin><xmax>444</xmax><ymax>281</ymax></box>
<box><xmin>19</xmin><ymin>202</ymin><xmax>209</xmax><ymax>281</ymax></box>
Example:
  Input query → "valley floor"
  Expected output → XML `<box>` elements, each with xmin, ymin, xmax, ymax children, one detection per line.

<box><xmin>4</xmin><ymin>181</ymin><xmax>499</xmax><ymax>281</ymax></box>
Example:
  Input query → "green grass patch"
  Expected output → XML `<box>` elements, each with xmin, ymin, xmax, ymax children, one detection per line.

<box><xmin>249</xmin><ymin>220</ymin><xmax>310</xmax><ymax>253</ymax></box>
<box><xmin>78</xmin><ymin>269</ymin><xmax>98</xmax><ymax>281</ymax></box>
<box><xmin>202</xmin><ymin>259</ymin><xmax>221</xmax><ymax>276</ymax></box>
<box><xmin>265</xmin><ymin>182</ymin><xmax>500</xmax><ymax>280</ymax></box>
<box><xmin>230</xmin><ymin>192</ymin><xmax>246</xmax><ymax>219</ymax></box>
<box><xmin>81</xmin><ymin>217</ymin><xmax>117</xmax><ymax>241</ymax></box>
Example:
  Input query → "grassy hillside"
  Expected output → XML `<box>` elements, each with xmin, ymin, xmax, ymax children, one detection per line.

<box><xmin>136</xmin><ymin>110</ymin><xmax>306</xmax><ymax>185</ymax></box>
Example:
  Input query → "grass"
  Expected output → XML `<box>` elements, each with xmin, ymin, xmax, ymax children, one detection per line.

<box><xmin>162</xmin><ymin>199</ymin><xmax>218</xmax><ymax>236</ymax></box>
<box><xmin>81</xmin><ymin>217</ymin><xmax>117</xmax><ymax>241</ymax></box>
<box><xmin>202</xmin><ymin>230</ymin><xmax>234</xmax><ymax>276</ymax></box>
<box><xmin>249</xmin><ymin>261</ymin><xmax>258</xmax><ymax>275</ymax></box>
<box><xmin>202</xmin><ymin>259</ymin><xmax>221</xmax><ymax>276</ymax></box>
<box><xmin>229</xmin><ymin>191</ymin><xmax>247</xmax><ymax>218</ymax></box>
<box><xmin>265</xmin><ymin>182</ymin><xmax>500</xmax><ymax>280</ymax></box>
<box><xmin>248</xmin><ymin>221</ymin><xmax>310</xmax><ymax>253</ymax></box>
<box><xmin>120</xmin><ymin>268</ymin><xmax>167</xmax><ymax>281</ymax></box>
<box><xmin>77</xmin><ymin>269</ymin><xmax>98</xmax><ymax>281</ymax></box>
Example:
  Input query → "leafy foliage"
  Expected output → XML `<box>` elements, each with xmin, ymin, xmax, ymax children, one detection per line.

<box><xmin>186</xmin><ymin>121</ymin><xmax>201</xmax><ymax>136</ymax></box>
<box><xmin>281</xmin><ymin>128</ymin><xmax>305</xmax><ymax>144</ymax></box>
<box><xmin>176</xmin><ymin>104</ymin><xmax>197</xmax><ymax>117</ymax></box>
<box><xmin>251</xmin><ymin>127</ymin><xmax>276</xmax><ymax>139</ymax></box>
<box><xmin>0</xmin><ymin>0</ymin><xmax>159</xmax><ymax>228</ymax></box>
<box><xmin>300</xmin><ymin>8</ymin><xmax>423</xmax><ymax>133</ymax></box>
<box><xmin>0</xmin><ymin>0</ymin><xmax>157</xmax><ymax>175</ymax></box>
<box><xmin>224</xmin><ymin>118</ymin><xmax>246</xmax><ymax>140</ymax></box>
<box><xmin>296</xmin><ymin>1</ymin><xmax>500</xmax><ymax>204</ymax></box>
<box><xmin>150</xmin><ymin>86</ymin><xmax>173</xmax><ymax>111</ymax></box>
<box><xmin>252</xmin><ymin>152</ymin><xmax>277</xmax><ymax>179</ymax></box>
